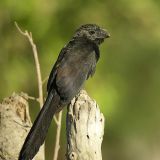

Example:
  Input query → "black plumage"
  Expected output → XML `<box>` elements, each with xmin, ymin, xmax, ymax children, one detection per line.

<box><xmin>19</xmin><ymin>24</ymin><xmax>110</xmax><ymax>160</ymax></box>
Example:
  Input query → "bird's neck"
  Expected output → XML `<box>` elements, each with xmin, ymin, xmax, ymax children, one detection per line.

<box><xmin>70</xmin><ymin>37</ymin><xmax>100</xmax><ymax>61</ymax></box>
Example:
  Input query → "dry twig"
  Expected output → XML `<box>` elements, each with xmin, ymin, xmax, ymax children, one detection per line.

<box><xmin>42</xmin><ymin>76</ymin><xmax>49</xmax><ymax>85</ymax></box>
<box><xmin>15</xmin><ymin>22</ymin><xmax>43</xmax><ymax>109</ymax></box>
<box><xmin>15</xmin><ymin>22</ymin><xmax>45</xmax><ymax>160</ymax></box>
<box><xmin>15</xmin><ymin>22</ymin><xmax>63</xmax><ymax>160</ymax></box>
<box><xmin>53</xmin><ymin>111</ymin><xmax>63</xmax><ymax>160</ymax></box>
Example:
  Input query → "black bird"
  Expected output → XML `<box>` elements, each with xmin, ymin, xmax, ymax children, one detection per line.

<box><xmin>19</xmin><ymin>24</ymin><xmax>110</xmax><ymax>160</ymax></box>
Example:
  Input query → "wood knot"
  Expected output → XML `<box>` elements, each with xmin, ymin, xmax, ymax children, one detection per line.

<box><xmin>69</xmin><ymin>152</ymin><xmax>77</xmax><ymax>160</ymax></box>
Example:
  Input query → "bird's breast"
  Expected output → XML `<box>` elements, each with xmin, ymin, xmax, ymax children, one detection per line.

<box><xmin>56</xmin><ymin>50</ymin><xmax>96</xmax><ymax>103</ymax></box>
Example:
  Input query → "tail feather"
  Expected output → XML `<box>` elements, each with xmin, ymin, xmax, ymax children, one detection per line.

<box><xmin>19</xmin><ymin>89</ymin><xmax>60</xmax><ymax>160</ymax></box>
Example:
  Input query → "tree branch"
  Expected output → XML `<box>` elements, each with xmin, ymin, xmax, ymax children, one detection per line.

<box><xmin>15</xmin><ymin>22</ymin><xmax>43</xmax><ymax>109</ymax></box>
<box><xmin>66</xmin><ymin>90</ymin><xmax>105</xmax><ymax>160</ymax></box>
<box><xmin>53</xmin><ymin>111</ymin><xmax>63</xmax><ymax>160</ymax></box>
<box><xmin>15</xmin><ymin>22</ymin><xmax>45</xmax><ymax>160</ymax></box>
<box><xmin>42</xmin><ymin>76</ymin><xmax>49</xmax><ymax>85</ymax></box>
<box><xmin>15</xmin><ymin>22</ymin><xmax>63</xmax><ymax>160</ymax></box>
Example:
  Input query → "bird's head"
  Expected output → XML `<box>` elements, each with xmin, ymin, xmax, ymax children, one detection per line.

<box><xmin>73</xmin><ymin>24</ymin><xmax>110</xmax><ymax>45</ymax></box>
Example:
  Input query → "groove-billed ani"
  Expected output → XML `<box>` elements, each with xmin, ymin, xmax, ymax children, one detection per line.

<box><xmin>19</xmin><ymin>24</ymin><xmax>110</xmax><ymax>160</ymax></box>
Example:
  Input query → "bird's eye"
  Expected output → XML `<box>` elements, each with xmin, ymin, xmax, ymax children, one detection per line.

<box><xmin>89</xmin><ymin>30</ymin><xmax>95</xmax><ymax>35</ymax></box>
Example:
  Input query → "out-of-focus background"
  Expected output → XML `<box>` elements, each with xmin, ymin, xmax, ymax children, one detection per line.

<box><xmin>0</xmin><ymin>0</ymin><xmax>160</xmax><ymax>159</ymax></box>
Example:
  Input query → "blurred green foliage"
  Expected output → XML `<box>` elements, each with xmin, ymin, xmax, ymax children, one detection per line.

<box><xmin>0</xmin><ymin>0</ymin><xmax>160</xmax><ymax>159</ymax></box>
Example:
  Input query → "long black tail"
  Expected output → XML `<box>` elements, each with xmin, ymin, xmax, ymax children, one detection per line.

<box><xmin>19</xmin><ymin>89</ymin><xmax>60</xmax><ymax>160</ymax></box>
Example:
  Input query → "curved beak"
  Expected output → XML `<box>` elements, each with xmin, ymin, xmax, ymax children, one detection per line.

<box><xmin>101</xmin><ymin>28</ymin><xmax>110</xmax><ymax>39</ymax></box>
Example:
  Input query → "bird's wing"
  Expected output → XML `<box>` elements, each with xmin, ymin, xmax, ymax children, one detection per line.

<box><xmin>47</xmin><ymin>47</ymin><xmax>67</xmax><ymax>92</ymax></box>
<box><xmin>55</xmin><ymin>49</ymin><xmax>94</xmax><ymax>103</ymax></box>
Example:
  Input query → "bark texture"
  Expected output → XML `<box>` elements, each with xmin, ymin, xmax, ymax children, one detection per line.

<box><xmin>66</xmin><ymin>90</ymin><xmax>105</xmax><ymax>160</ymax></box>
<box><xmin>0</xmin><ymin>93</ymin><xmax>44</xmax><ymax>160</ymax></box>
